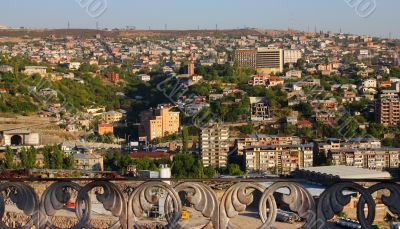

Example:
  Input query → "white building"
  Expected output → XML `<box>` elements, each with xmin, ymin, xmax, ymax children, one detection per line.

<box><xmin>283</xmin><ymin>50</ymin><xmax>302</xmax><ymax>64</ymax></box>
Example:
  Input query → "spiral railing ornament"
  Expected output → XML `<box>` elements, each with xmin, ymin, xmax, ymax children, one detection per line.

<box><xmin>174</xmin><ymin>182</ymin><xmax>219</xmax><ymax>229</ymax></box>
<box><xmin>259</xmin><ymin>182</ymin><xmax>316</xmax><ymax>229</ymax></box>
<box><xmin>39</xmin><ymin>181</ymin><xmax>81</xmax><ymax>229</ymax></box>
<box><xmin>75</xmin><ymin>181</ymin><xmax>127</xmax><ymax>229</ymax></box>
<box><xmin>127</xmin><ymin>181</ymin><xmax>182</xmax><ymax>229</ymax></box>
<box><xmin>0</xmin><ymin>182</ymin><xmax>40</xmax><ymax>229</ymax></box>
<box><xmin>359</xmin><ymin>182</ymin><xmax>400</xmax><ymax>222</ymax></box>
<box><xmin>0</xmin><ymin>179</ymin><xmax>399</xmax><ymax>229</ymax></box>
<box><xmin>219</xmin><ymin>182</ymin><xmax>266</xmax><ymax>229</ymax></box>
<box><xmin>317</xmin><ymin>181</ymin><xmax>376</xmax><ymax>229</ymax></box>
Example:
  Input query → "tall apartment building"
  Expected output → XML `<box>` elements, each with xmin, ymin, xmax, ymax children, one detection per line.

<box><xmin>256</xmin><ymin>48</ymin><xmax>283</xmax><ymax>74</ymax></box>
<box><xmin>234</xmin><ymin>49</ymin><xmax>257</xmax><ymax>69</ymax></box>
<box><xmin>235</xmin><ymin>48</ymin><xmax>283</xmax><ymax>74</ymax></box>
<box><xmin>188</xmin><ymin>56</ymin><xmax>195</xmax><ymax>76</ymax></box>
<box><xmin>200</xmin><ymin>123</ymin><xmax>229</xmax><ymax>168</ymax></box>
<box><xmin>140</xmin><ymin>105</ymin><xmax>180</xmax><ymax>141</ymax></box>
<box><xmin>329</xmin><ymin>148</ymin><xmax>400</xmax><ymax>171</ymax></box>
<box><xmin>283</xmin><ymin>50</ymin><xmax>302</xmax><ymax>64</ymax></box>
<box><xmin>376</xmin><ymin>97</ymin><xmax>400</xmax><ymax>126</ymax></box>
<box><xmin>244</xmin><ymin>144</ymin><xmax>313</xmax><ymax>175</ymax></box>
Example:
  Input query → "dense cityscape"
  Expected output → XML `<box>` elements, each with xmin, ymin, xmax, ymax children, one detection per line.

<box><xmin>0</xmin><ymin>0</ymin><xmax>400</xmax><ymax>228</ymax></box>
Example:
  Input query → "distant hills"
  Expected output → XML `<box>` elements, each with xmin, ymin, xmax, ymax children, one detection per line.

<box><xmin>0</xmin><ymin>28</ymin><xmax>289</xmax><ymax>39</ymax></box>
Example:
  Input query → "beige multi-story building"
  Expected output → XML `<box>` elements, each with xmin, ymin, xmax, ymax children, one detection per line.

<box><xmin>329</xmin><ymin>148</ymin><xmax>400</xmax><ymax>171</ymax></box>
<box><xmin>234</xmin><ymin>49</ymin><xmax>257</xmax><ymax>69</ymax></box>
<box><xmin>140</xmin><ymin>105</ymin><xmax>180</xmax><ymax>141</ymax></box>
<box><xmin>235</xmin><ymin>48</ymin><xmax>283</xmax><ymax>74</ymax></box>
<box><xmin>200</xmin><ymin>123</ymin><xmax>229</xmax><ymax>168</ymax></box>
<box><xmin>244</xmin><ymin>144</ymin><xmax>313</xmax><ymax>174</ymax></box>
<box><xmin>102</xmin><ymin>111</ymin><xmax>124</xmax><ymax>123</ymax></box>
<box><xmin>256</xmin><ymin>48</ymin><xmax>283</xmax><ymax>74</ymax></box>
<box><xmin>283</xmin><ymin>50</ymin><xmax>302</xmax><ymax>64</ymax></box>
<box><xmin>376</xmin><ymin>98</ymin><xmax>400</xmax><ymax>126</ymax></box>
<box><xmin>23</xmin><ymin>66</ymin><xmax>47</xmax><ymax>76</ymax></box>
<box><xmin>73</xmin><ymin>153</ymin><xmax>104</xmax><ymax>171</ymax></box>
<box><xmin>236</xmin><ymin>134</ymin><xmax>302</xmax><ymax>155</ymax></box>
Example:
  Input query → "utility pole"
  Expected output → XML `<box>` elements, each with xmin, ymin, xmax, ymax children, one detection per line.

<box><xmin>68</xmin><ymin>21</ymin><xmax>70</xmax><ymax>29</ymax></box>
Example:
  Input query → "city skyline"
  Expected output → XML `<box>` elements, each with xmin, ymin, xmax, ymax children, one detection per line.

<box><xmin>1</xmin><ymin>0</ymin><xmax>400</xmax><ymax>38</ymax></box>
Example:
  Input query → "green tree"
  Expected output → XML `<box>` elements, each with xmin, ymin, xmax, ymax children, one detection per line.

<box><xmin>19</xmin><ymin>147</ymin><xmax>37</xmax><ymax>169</ymax></box>
<box><xmin>228</xmin><ymin>164</ymin><xmax>244</xmax><ymax>176</ymax></box>
<box><xmin>3</xmin><ymin>146</ymin><xmax>14</xmax><ymax>169</ymax></box>
<box><xmin>63</xmin><ymin>155</ymin><xmax>75</xmax><ymax>169</ymax></box>
<box><xmin>204</xmin><ymin>166</ymin><xmax>216</xmax><ymax>178</ymax></box>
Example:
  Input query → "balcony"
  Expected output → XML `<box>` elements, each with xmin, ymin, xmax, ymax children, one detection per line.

<box><xmin>0</xmin><ymin>178</ymin><xmax>399</xmax><ymax>228</ymax></box>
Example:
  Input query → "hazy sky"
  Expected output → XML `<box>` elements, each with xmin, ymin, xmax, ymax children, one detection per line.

<box><xmin>1</xmin><ymin>0</ymin><xmax>399</xmax><ymax>37</ymax></box>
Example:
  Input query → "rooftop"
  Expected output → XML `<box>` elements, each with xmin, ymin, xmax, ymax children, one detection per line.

<box><xmin>301</xmin><ymin>165</ymin><xmax>392</xmax><ymax>179</ymax></box>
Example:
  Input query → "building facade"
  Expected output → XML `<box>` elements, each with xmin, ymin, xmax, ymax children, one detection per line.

<box><xmin>256</xmin><ymin>48</ymin><xmax>283</xmax><ymax>74</ymax></box>
<box><xmin>140</xmin><ymin>105</ymin><xmax>180</xmax><ymax>141</ymax></box>
<box><xmin>235</xmin><ymin>48</ymin><xmax>283</xmax><ymax>74</ymax></box>
<box><xmin>234</xmin><ymin>49</ymin><xmax>257</xmax><ymax>69</ymax></box>
<box><xmin>250</xmin><ymin>97</ymin><xmax>271</xmax><ymax>122</ymax></box>
<box><xmin>200</xmin><ymin>123</ymin><xmax>229</xmax><ymax>168</ymax></box>
<box><xmin>283</xmin><ymin>50</ymin><xmax>302</xmax><ymax>64</ymax></box>
<box><xmin>73</xmin><ymin>153</ymin><xmax>104</xmax><ymax>171</ymax></box>
<box><xmin>102</xmin><ymin>111</ymin><xmax>124</xmax><ymax>123</ymax></box>
<box><xmin>329</xmin><ymin>148</ymin><xmax>400</xmax><ymax>171</ymax></box>
<box><xmin>97</xmin><ymin>123</ymin><xmax>114</xmax><ymax>136</ymax></box>
<box><xmin>236</xmin><ymin>134</ymin><xmax>302</xmax><ymax>155</ymax></box>
<box><xmin>244</xmin><ymin>144</ymin><xmax>313</xmax><ymax>174</ymax></box>
<box><xmin>376</xmin><ymin>98</ymin><xmax>400</xmax><ymax>126</ymax></box>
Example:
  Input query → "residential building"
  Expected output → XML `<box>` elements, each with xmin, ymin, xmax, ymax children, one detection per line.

<box><xmin>200</xmin><ymin>123</ymin><xmax>229</xmax><ymax>168</ymax></box>
<box><xmin>0</xmin><ymin>65</ymin><xmax>12</xmax><ymax>73</ymax></box>
<box><xmin>67</xmin><ymin>62</ymin><xmax>81</xmax><ymax>70</ymax></box>
<box><xmin>283</xmin><ymin>50</ymin><xmax>302</xmax><ymax>64</ymax></box>
<box><xmin>285</xmin><ymin>70</ymin><xmax>302</xmax><ymax>78</ymax></box>
<box><xmin>140</xmin><ymin>105</ymin><xmax>180</xmax><ymax>141</ymax></box>
<box><xmin>73</xmin><ymin>153</ymin><xmax>104</xmax><ymax>171</ymax></box>
<box><xmin>234</xmin><ymin>49</ymin><xmax>257</xmax><ymax>69</ymax></box>
<box><xmin>236</xmin><ymin>134</ymin><xmax>302</xmax><ymax>155</ymax></box>
<box><xmin>244</xmin><ymin>144</ymin><xmax>313</xmax><ymax>174</ymax></box>
<box><xmin>102</xmin><ymin>111</ymin><xmax>124</xmax><ymax>123</ymax></box>
<box><xmin>97</xmin><ymin>123</ymin><xmax>114</xmax><ymax>135</ymax></box>
<box><xmin>376</xmin><ymin>97</ymin><xmax>400</xmax><ymax>126</ymax></box>
<box><xmin>188</xmin><ymin>56</ymin><xmax>195</xmax><ymax>76</ymax></box>
<box><xmin>139</xmin><ymin>74</ymin><xmax>151</xmax><ymax>82</ymax></box>
<box><xmin>249</xmin><ymin>97</ymin><xmax>271</xmax><ymax>122</ymax></box>
<box><xmin>329</xmin><ymin>148</ymin><xmax>400</xmax><ymax>171</ymax></box>
<box><xmin>248</xmin><ymin>74</ymin><xmax>269</xmax><ymax>86</ymax></box>
<box><xmin>108</xmin><ymin>72</ymin><xmax>119</xmax><ymax>82</ymax></box>
<box><xmin>23</xmin><ymin>66</ymin><xmax>47</xmax><ymax>76</ymax></box>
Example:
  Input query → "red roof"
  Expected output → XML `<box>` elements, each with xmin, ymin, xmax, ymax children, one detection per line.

<box><xmin>269</xmin><ymin>76</ymin><xmax>284</xmax><ymax>81</ymax></box>
<box><xmin>99</xmin><ymin>123</ymin><xmax>113</xmax><ymax>128</ymax></box>
<box><xmin>297</xmin><ymin>120</ymin><xmax>312</xmax><ymax>127</ymax></box>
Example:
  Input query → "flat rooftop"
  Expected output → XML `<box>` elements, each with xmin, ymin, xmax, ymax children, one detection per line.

<box><xmin>301</xmin><ymin>165</ymin><xmax>392</xmax><ymax>179</ymax></box>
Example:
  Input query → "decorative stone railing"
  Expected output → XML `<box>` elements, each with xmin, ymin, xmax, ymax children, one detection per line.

<box><xmin>0</xmin><ymin>178</ymin><xmax>399</xmax><ymax>229</ymax></box>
